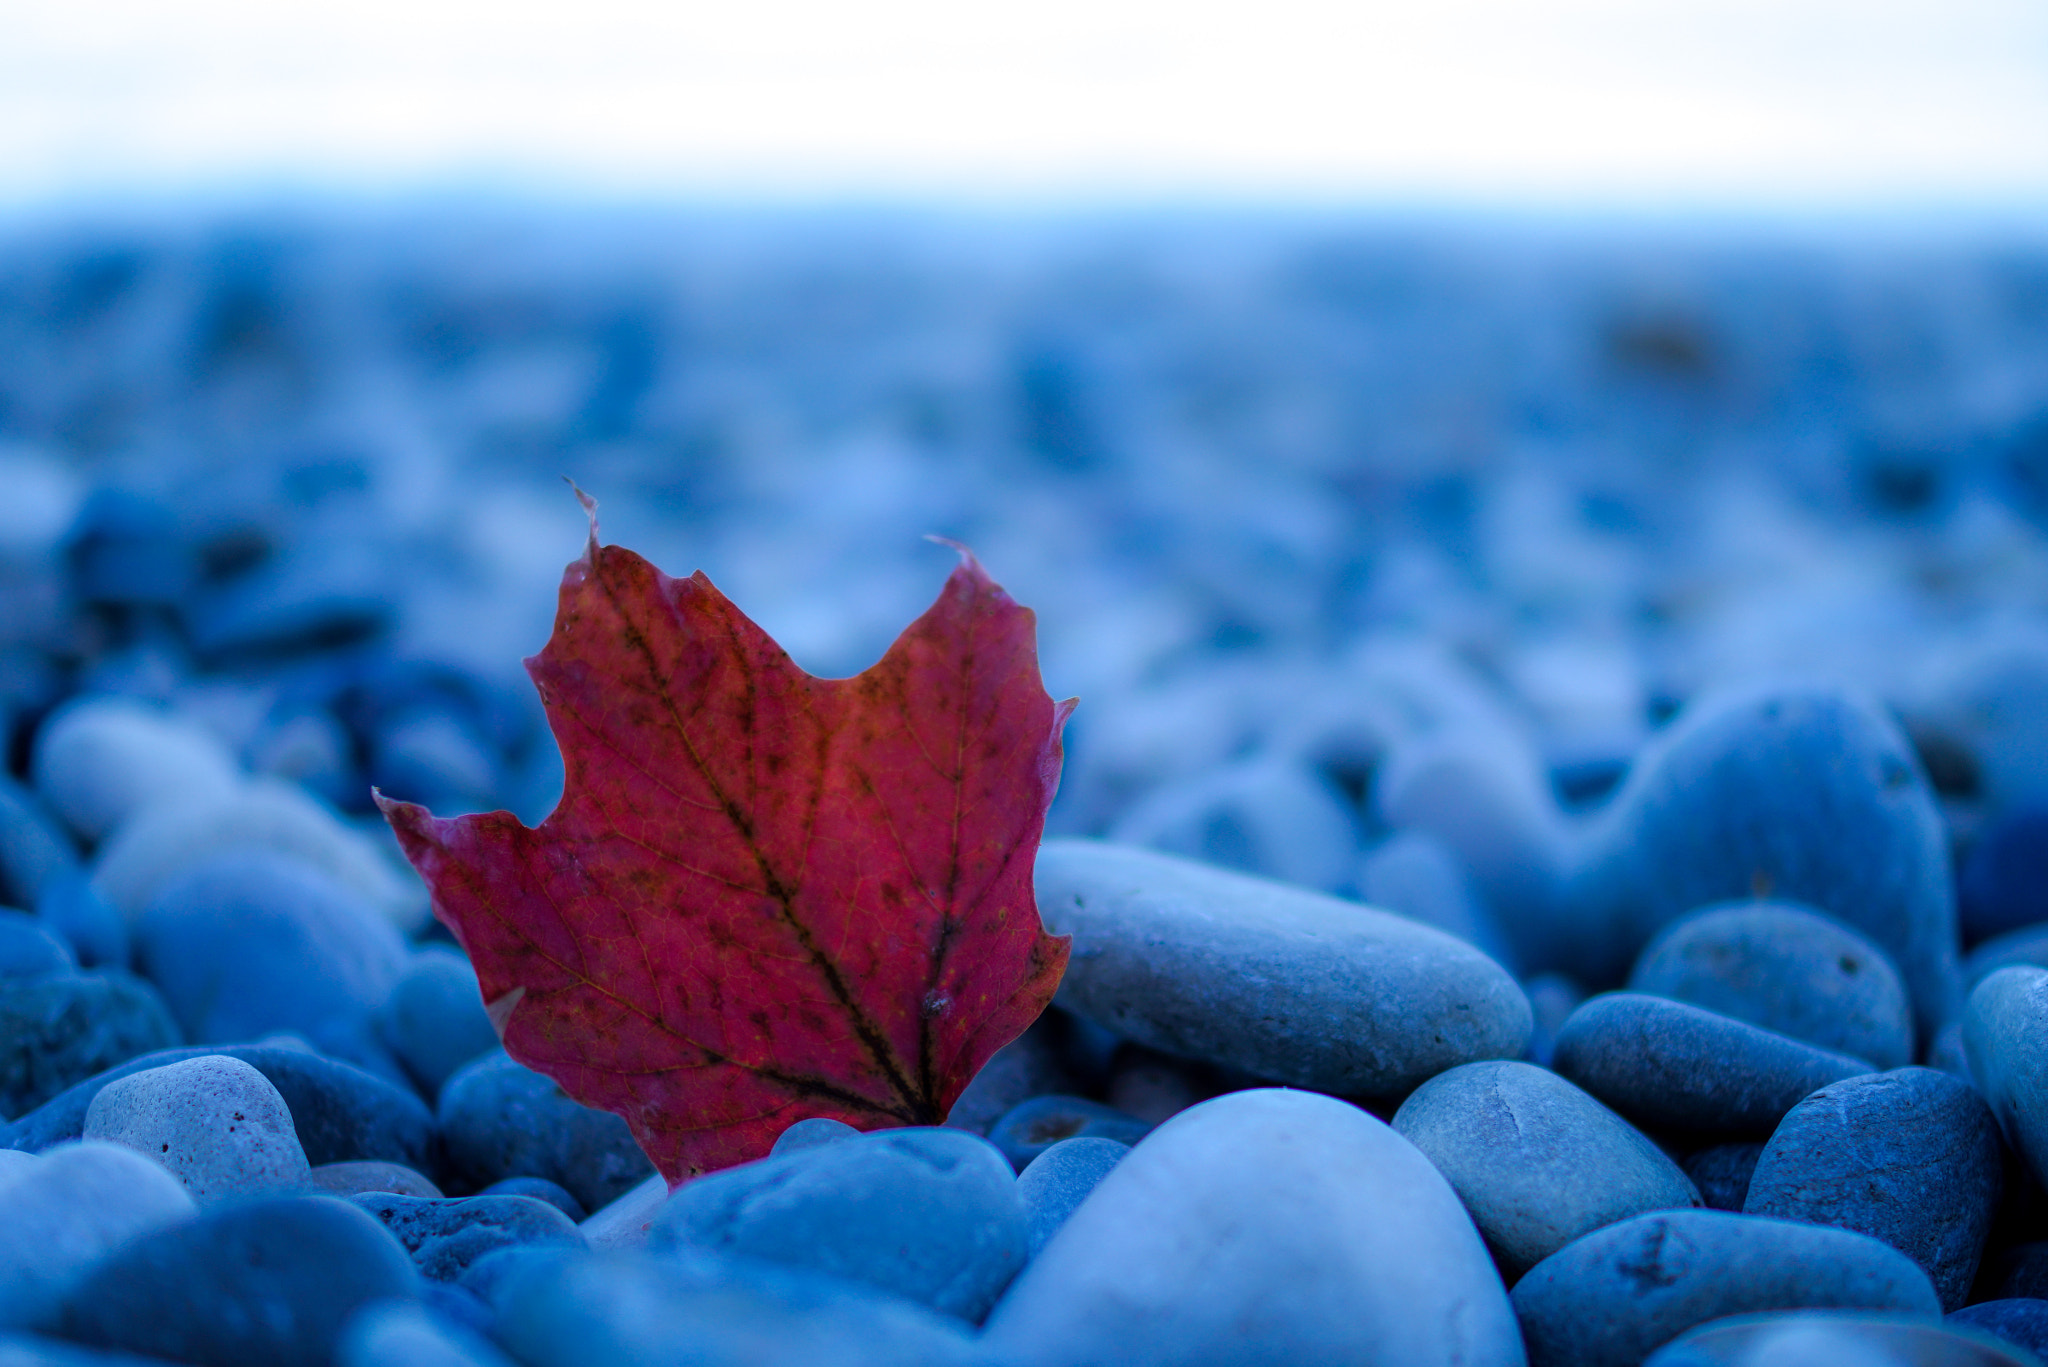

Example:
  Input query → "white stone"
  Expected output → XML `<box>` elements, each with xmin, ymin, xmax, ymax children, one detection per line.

<box><xmin>83</xmin><ymin>1054</ymin><xmax>311</xmax><ymax>1204</ymax></box>
<box><xmin>0</xmin><ymin>1140</ymin><xmax>196</xmax><ymax>1329</ymax></box>
<box><xmin>982</xmin><ymin>1088</ymin><xmax>1526</xmax><ymax>1367</ymax></box>
<box><xmin>91</xmin><ymin>776</ymin><xmax>427</xmax><ymax>932</ymax></box>
<box><xmin>32</xmin><ymin>697</ymin><xmax>242</xmax><ymax>843</ymax></box>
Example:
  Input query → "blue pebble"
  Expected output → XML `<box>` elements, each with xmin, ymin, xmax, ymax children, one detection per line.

<box><xmin>34</xmin><ymin>871</ymin><xmax>126</xmax><ymax>970</ymax></box>
<box><xmin>1950</xmin><ymin>1300</ymin><xmax>2048</xmax><ymax>1360</ymax></box>
<box><xmin>1574</xmin><ymin>684</ymin><xmax>1961</xmax><ymax>1038</ymax></box>
<box><xmin>56</xmin><ymin>1195</ymin><xmax>420</xmax><ymax>1366</ymax></box>
<box><xmin>988</xmin><ymin>1095</ymin><xmax>1152</xmax><ymax>1171</ymax></box>
<box><xmin>651</xmin><ymin>1126</ymin><xmax>1029</xmax><ymax>1323</ymax></box>
<box><xmin>0</xmin><ymin>909</ymin><xmax>75</xmax><ymax>979</ymax></box>
<box><xmin>771</xmin><ymin>1117</ymin><xmax>860</xmax><ymax>1156</ymax></box>
<box><xmin>1553</xmin><ymin>992</ymin><xmax>1872</xmax><ymax>1140</ymax></box>
<box><xmin>0</xmin><ymin>774</ymin><xmax>77</xmax><ymax>912</ymax></box>
<box><xmin>374</xmin><ymin>948</ymin><xmax>499</xmax><ymax>1098</ymax></box>
<box><xmin>347</xmin><ymin>1191</ymin><xmax>584</xmax><ymax>1282</ymax></box>
<box><xmin>437</xmin><ymin>1051</ymin><xmax>655</xmax><ymax>1214</ymax></box>
<box><xmin>134</xmin><ymin>850</ymin><xmax>409</xmax><ymax>1045</ymax></box>
<box><xmin>4</xmin><ymin>1041</ymin><xmax>439</xmax><ymax>1173</ymax></box>
<box><xmin>479</xmin><ymin>1176</ymin><xmax>586</xmax><ymax>1222</ymax></box>
<box><xmin>0</xmin><ymin>972</ymin><xmax>180</xmax><ymax>1120</ymax></box>
<box><xmin>1016</xmin><ymin>1136</ymin><xmax>1128</xmax><ymax>1255</ymax></box>
<box><xmin>1962</xmin><ymin>803</ymin><xmax>2048</xmax><ymax>943</ymax></box>
<box><xmin>1744</xmin><ymin>1067</ymin><xmax>2003</xmax><ymax>1310</ymax></box>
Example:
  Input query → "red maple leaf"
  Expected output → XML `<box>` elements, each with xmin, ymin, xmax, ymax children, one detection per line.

<box><xmin>378</xmin><ymin>498</ymin><xmax>1072</xmax><ymax>1184</ymax></box>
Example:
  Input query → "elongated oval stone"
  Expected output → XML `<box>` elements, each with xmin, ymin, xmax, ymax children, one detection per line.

<box><xmin>1035</xmin><ymin>841</ymin><xmax>1530</xmax><ymax>1096</ymax></box>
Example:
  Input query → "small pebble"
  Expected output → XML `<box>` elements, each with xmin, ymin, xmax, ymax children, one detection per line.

<box><xmin>30</xmin><ymin>697</ymin><xmax>241</xmax><ymax>844</ymax></box>
<box><xmin>438</xmin><ymin>1051</ymin><xmax>655</xmax><ymax>1214</ymax></box>
<box><xmin>0</xmin><ymin>1140</ymin><xmax>195</xmax><ymax>1330</ymax></box>
<box><xmin>308</xmin><ymin>1159</ymin><xmax>445</xmax><ymax>1199</ymax></box>
<box><xmin>1392</xmin><ymin>1058</ymin><xmax>1702</xmax><ymax>1281</ymax></box>
<box><xmin>1553</xmin><ymin>992</ymin><xmax>1873</xmax><ymax>1139</ymax></box>
<box><xmin>1510</xmin><ymin>1208</ymin><xmax>1942</xmax><ymax>1367</ymax></box>
<box><xmin>988</xmin><ymin>1094</ymin><xmax>1151</xmax><ymax>1171</ymax></box>
<box><xmin>83</xmin><ymin>1054</ymin><xmax>311</xmax><ymax>1204</ymax></box>
<box><xmin>32</xmin><ymin>874</ymin><xmax>125</xmax><ymax>970</ymax></box>
<box><xmin>1034</xmin><ymin>840</ymin><xmax>1531</xmax><ymax>1097</ymax></box>
<box><xmin>0</xmin><ymin>972</ymin><xmax>181</xmax><ymax>1120</ymax></box>
<box><xmin>56</xmin><ymin>1195</ymin><xmax>420</xmax><ymax>1367</ymax></box>
<box><xmin>373</xmin><ymin>947</ymin><xmax>499</xmax><ymax>1099</ymax></box>
<box><xmin>653</xmin><ymin>1126</ymin><xmax>1027</xmax><ymax>1323</ymax></box>
<box><xmin>0</xmin><ymin>774</ymin><xmax>78</xmax><ymax>912</ymax></box>
<box><xmin>1963</xmin><ymin>966</ymin><xmax>2048</xmax><ymax>1189</ymax></box>
<box><xmin>346</xmin><ymin>1191</ymin><xmax>585</xmax><ymax>1282</ymax></box>
<box><xmin>1744</xmin><ymin>1067</ymin><xmax>2002</xmax><ymax>1310</ymax></box>
<box><xmin>1628</xmin><ymin>901</ymin><xmax>1914</xmax><ymax>1070</ymax></box>
<box><xmin>769</xmin><ymin>1117</ymin><xmax>860</xmax><ymax>1156</ymax></box>
<box><xmin>1016</xmin><ymin>1136</ymin><xmax>1127</xmax><ymax>1255</ymax></box>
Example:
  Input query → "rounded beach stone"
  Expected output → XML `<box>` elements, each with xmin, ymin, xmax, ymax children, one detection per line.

<box><xmin>1645</xmin><ymin>1311</ymin><xmax>2035</xmax><ymax>1366</ymax></box>
<box><xmin>56</xmin><ymin>1195</ymin><xmax>420</xmax><ymax>1367</ymax></box>
<box><xmin>373</xmin><ymin>947</ymin><xmax>499</xmax><ymax>1099</ymax></box>
<box><xmin>0</xmin><ymin>1140</ymin><xmax>195</xmax><ymax>1330</ymax></box>
<box><xmin>4</xmin><ymin>1042</ymin><xmax>438</xmax><ymax>1174</ymax></box>
<box><xmin>1963</xmin><ymin>966</ymin><xmax>2048</xmax><ymax>1189</ymax></box>
<box><xmin>0</xmin><ymin>971</ymin><xmax>181</xmax><ymax>1120</ymax></box>
<box><xmin>0</xmin><ymin>910</ymin><xmax>73</xmax><ymax>980</ymax></box>
<box><xmin>1951</xmin><ymin>1301</ymin><xmax>2048</xmax><ymax>1361</ymax></box>
<box><xmin>1743</xmin><ymin>1067</ymin><xmax>2002</xmax><ymax>1311</ymax></box>
<box><xmin>307</xmin><ymin>1159</ymin><xmax>444</xmax><ymax>1199</ymax></box>
<box><xmin>1628</xmin><ymin>902</ymin><xmax>1914</xmax><ymax>1070</ymax></box>
<box><xmin>84</xmin><ymin>1054</ymin><xmax>311</xmax><ymax>1203</ymax></box>
<box><xmin>438</xmin><ymin>1051</ymin><xmax>655</xmax><ymax>1215</ymax></box>
<box><xmin>479</xmin><ymin>1176</ymin><xmax>585</xmax><ymax>1221</ymax></box>
<box><xmin>1511</xmin><ymin>1208</ymin><xmax>1941</xmax><ymax>1367</ymax></box>
<box><xmin>983</xmin><ymin>1088</ymin><xmax>1525</xmax><ymax>1367</ymax></box>
<box><xmin>1572</xmin><ymin>684</ymin><xmax>1961</xmax><ymax>1040</ymax></box>
<box><xmin>31</xmin><ymin>697</ymin><xmax>241</xmax><ymax>843</ymax></box>
<box><xmin>1034</xmin><ymin>840</ymin><xmax>1531</xmax><ymax>1096</ymax></box>
<box><xmin>338</xmin><ymin>1300</ymin><xmax>519</xmax><ymax>1367</ymax></box>
<box><xmin>1016</xmin><ymin>1136</ymin><xmax>1127</xmax><ymax>1256</ymax></box>
<box><xmin>988</xmin><ymin>1094</ymin><xmax>1151</xmax><ymax>1171</ymax></box>
<box><xmin>652</xmin><ymin>1125</ymin><xmax>1028</xmax><ymax>1323</ymax></box>
<box><xmin>346</xmin><ymin>1191</ymin><xmax>585</xmax><ymax>1282</ymax></box>
<box><xmin>1684</xmin><ymin>1142</ymin><xmax>1767</xmax><ymax>1212</ymax></box>
<box><xmin>1553</xmin><ymin>993</ymin><xmax>1872</xmax><ymax>1139</ymax></box>
<box><xmin>1392</xmin><ymin>1059</ymin><xmax>1702</xmax><ymax>1281</ymax></box>
<box><xmin>769</xmin><ymin>1117</ymin><xmax>859</xmax><ymax>1156</ymax></box>
<box><xmin>133</xmin><ymin>850</ymin><xmax>409</xmax><ymax>1045</ymax></box>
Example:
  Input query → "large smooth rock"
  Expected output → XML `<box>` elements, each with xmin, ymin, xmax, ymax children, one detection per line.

<box><xmin>4</xmin><ymin>1043</ymin><xmax>438</xmax><ymax>1175</ymax></box>
<box><xmin>1572</xmin><ymin>684</ymin><xmax>1961</xmax><ymax>1039</ymax></box>
<box><xmin>1965</xmin><ymin>967</ymin><xmax>2048</xmax><ymax>1190</ymax></box>
<box><xmin>0</xmin><ymin>1140</ymin><xmax>196</xmax><ymax>1330</ymax></box>
<box><xmin>84</xmin><ymin>1055</ymin><xmax>311</xmax><ymax>1204</ymax></box>
<box><xmin>1744</xmin><ymin>1067</ymin><xmax>2002</xmax><ymax>1311</ymax></box>
<box><xmin>983</xmin><ymin>1088</ymin><xmax>1526</xmax><ymax>1367</ymax></box>
<box><xmin>652</xmin><ymin>1126</ymin><xmax>1027</xmax><ymax>1324</ymax></box>
<box><xmin>1628</xmin><ymin>902</ymin><xmax>1914</xmax><ymax>1070</ymax></box>
<box><xmin>1510</xmin><ymin>1208</ymin><xmax>1942</xmax><ymax>1367</ymax></box>
<box><xmin>438</xmin><ymin>1052</ymin><xmax>654</xmax><ymax>1216</ymax></box>
<box><xmin>1034</xmin><ymin>841</ymin><xmax>1530</xmax><ymax>1096</ymax></box>
<box><xmin>1553</xmin><ymin>993</ymin><xmax>1872</xmax><ymax>1139</ymax></box>
<box><xmin>1393</xmin><ymin>1059</ymin><xmax>1701</xmax><ymax>1281</ymax></box>
<box><xmin>56</xmin><ymin>1195</ymin><xmax>420</xmax><ymax>1367</ymax></box>
<box><xmin>0</xmin><ymin>973</ymin><xmax>181</xmax><ymax>1120</ymax></box>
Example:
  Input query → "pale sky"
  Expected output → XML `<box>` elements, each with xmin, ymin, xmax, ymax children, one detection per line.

<box><xmin>4</xmin><ymin>0</ymin><xmax>2047</xmax><ymax>207</ymax></box>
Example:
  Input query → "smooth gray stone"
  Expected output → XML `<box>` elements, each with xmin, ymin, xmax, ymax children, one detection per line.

<box><xmin>1016</xmin><ymin>1137</ymin><xmax>1127</xmax><ymax>1256</ymax></box>
<box><xmin>0</xmin><ymin>973</ymin><xmax>181</xmax><ymax>1120</ymax></box>
<box><xmin>56</xmin><ymin>1195</ymin><xmax>421</xmax><ymax>1367</ymax></box>
<box><xmin>1645</xmin><ymin>1311</ymin><xmax>2035</xmax><ymax>1366</ymax></box>
<box><xmin>652</xmin><ymin>1126</ymin><xmax>1026</xmax><ymax>1324</ymax></box>
<box><xmin>1393</xmin><ymin>1059</ymin><xmax>1701</xmax><ymax>1281</ymax></box>
<box><xmin>1964</xmin><ymin>967</ymin><xmax>2048</xmax><ymax>1190</ymax></box>
<box><xmin>1572</xmin><ymin>684</ymin><xmax>1961</xmax><ymax>1041</ymax></box>
<box><xmin>437</xmin><ymin>1051</ymin><xmax>655</xmax><ymax>1215</ymax></box>
<box><xmin>84</xmin><ymin>1055</ymin><xmax>310</xmax><ymax>1204</ymax></box>
<box><xmin>491</xmin><ymin>1247</ymin><xmax>991</xmax><ymax>1367</ymax></box>
<box><xmin>1510</xmin><ymin>1208</ymin><xmax>1942</xmax><ymax>1367</ymax></box>
<box><xmin>1553</xmin><ymin>993</ymin><xmax>1872</xmax><ymax>1139</ymax></box>
<box><xmin>1744</xmin><ymin>1068</ymin><xmax>2002</xmax><ymax>1311</ymax></box>
<box><xmin>346</xmin><ymin>1191</ymin><xmax>584</xmax><ymax>1282</ymax></box>
<box><xmin>1629</xmin><ymin>902</ymin><xmax>1914</xmax><ymax>1070</ymax></box>
<box><xmin>0</xmin><ymin>1141</ymin><xmax>196</xmax><ymax>1331</ymax></box>
<box><xmin>1034</xmin><ymin>841</ymin><xmax>1531</xmax><ymax>1096</ymax></box>
<box><xmin>983</xmin><ymin>1088</ymin><xmax>1525</xmax><ymax>1367</ymax></box>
